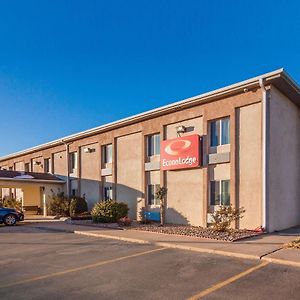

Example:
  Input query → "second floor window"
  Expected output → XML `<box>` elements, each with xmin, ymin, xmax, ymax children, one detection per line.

<box><xmin>44</xmin><ymin>158</ymin><xmax>51</xmax><ymax>173</ymax></box>
<box><xmin>102</xmin><ymin>144</ymin><xmax>112</xmax><ymax>165</ymax></box>
<box><xmin>69</xmin><ymin>152</ymin><xmax>78</xmax><ymax>173</ymax></box>
<box><xmin>210</xmin><ymin>117</ymin><xmax>230</xmax><ymax>147</ymax></box>
<box><xmin>25</xmin><ymin>163</ymin><xmax>30</xmax><ymax>172</ymax></box>
<box><xmin>147</xmin><ymin>134</ymin><xmax>160</xmax><ymax>157</ymax></box>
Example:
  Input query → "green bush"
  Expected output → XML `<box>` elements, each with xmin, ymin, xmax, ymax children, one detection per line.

<box><xmin>69</xmin><ymin>197</ymin><xmax>88</xmax><ymax>217</ymax></box>
<box><xmin>91</xmin><ymin>200</ymin><xmax>129</xmax><ymax>223</ymax></box>
<box><xmin>1</xmin><ymin>197</ymin><xmax>22</xmax><ymax>211</ymax></box>
<box><xmin>48</xmin><ymin>192</ymin><xmax>70</xmax><ymax>217</ymax></box>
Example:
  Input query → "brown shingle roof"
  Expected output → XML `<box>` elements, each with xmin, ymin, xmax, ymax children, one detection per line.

<box><xmin>0</xmin><ymin>170</ymin><xmax>64</xmax><ymax>183</ymax></box>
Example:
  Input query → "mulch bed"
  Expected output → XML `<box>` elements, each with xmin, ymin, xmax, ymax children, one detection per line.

<box><xmin>128</xmin><ymin>223</ymin><xmax>262</xmax><ymax>242</ymax></box>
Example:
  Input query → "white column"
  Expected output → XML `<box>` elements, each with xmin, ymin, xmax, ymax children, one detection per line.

<box><xmin>43</xmin><ymin>192</ymin><xmax>47</xmax><ymax>217</ymax></box>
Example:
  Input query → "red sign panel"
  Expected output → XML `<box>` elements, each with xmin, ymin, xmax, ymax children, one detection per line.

<box><xmin>160</xmin><ymin>134</ymin><xmax>201</xmax><ymax>170</ymax></box>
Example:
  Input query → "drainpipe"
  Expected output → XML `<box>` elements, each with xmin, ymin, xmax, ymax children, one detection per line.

<box><xmin>62</xmin><ymin>140</ymin><xmax>71</xmax><ymax>197</ymax></box>
<box><xmin>259</xmin><ymin>78</ymin><xmax>267</xmax><ymax>231</ymax></box>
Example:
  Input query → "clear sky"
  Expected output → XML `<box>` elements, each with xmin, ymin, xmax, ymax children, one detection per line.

<box><xmin>0</xmin><ymin>0</ymin><xmax>299</xmax><ymax>156</ymax></box>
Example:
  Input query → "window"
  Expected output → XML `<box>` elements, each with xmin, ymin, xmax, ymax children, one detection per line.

<box><xmin>71</xmin><ymin>180</ymin><xmax>78</xmax><ymax>197</ymax></box>
<box><xmin>104</xmin><ymin>186</ymin><xmax>113</xmax><ymax>201</ymax></box>
<box><xmin>210</xmin><ymin>180</ymin><xmax>230</xmax><ymax>206</ymax></box>
<box><xmin>69</xmin><ymin>152</ymin><xmax>78</xmax><ymax>173</ymax></box>
<box><xmin>147</xmin><ymin>134</ymin><xmax>160</xmax><ymax>157</ymax></box>
<box><xmin>44</xmin><ymin>158</ymin><xmax>51</xmax><ymax>173</ymax></box>
<box><xmin>71</xmin><ymin>188</ymin><xmax>77</xmax><ymax>197</ymax></box>
<box><xmin>210</xmin><ymin>118</ymin><xmax>230</xmax><ymax>147</ymax></box>
<box><xmin>102</xmin><ymin>144</ymin><xmax>112</xmax><ymax>164</ymax></box>
<box><xmin>25</xmin><ymin>163</ymin><xmax>30</xmax><ymax>172</ymax></box>
<box><xmin>147</xmin><ymin>184</ymin><xmax>160</xmax><ymax>206</ymax></box>
<box><xmin>9</xmin><ymin>166</ymin><xmax>13</xmax><ymax>171</ymax></box>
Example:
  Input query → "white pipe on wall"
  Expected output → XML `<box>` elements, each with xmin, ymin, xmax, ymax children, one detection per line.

<box><xmin>62</xmin><ymin>140</ymin><xmax>70</xmax><ymax>197</ymax></box>
<box><xmin>259</xmin><ymin>78</ymin><xmax>267</xmax><ymax>231</ymax></box>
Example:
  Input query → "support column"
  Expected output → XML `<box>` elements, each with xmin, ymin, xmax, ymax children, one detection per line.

<box><xmin>42</xmin><ymin>188</ymin><xmax>47</xmax><ymax>217</ymax></box>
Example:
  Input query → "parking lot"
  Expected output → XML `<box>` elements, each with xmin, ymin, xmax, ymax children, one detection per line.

<box><xmin>0</xmin><ymin>224</ymin><xmax>300</xmax><ymax>300</ymax></box>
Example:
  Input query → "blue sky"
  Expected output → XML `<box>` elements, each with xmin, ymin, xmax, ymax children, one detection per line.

<box><xmin>0</xmin><ymin>0</ymin><xmax>299</xmax><ymax>156</ymax></box>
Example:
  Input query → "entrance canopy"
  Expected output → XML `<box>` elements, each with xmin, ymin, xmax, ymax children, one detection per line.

<box><xmin>0</xmin><ymin>170</ymin><xmax>65</xmax><ymax>216</ymax></box>
<box><xmin>0</xmin><ymin>170</ymin><xmax>65</xmax><ymax>185</ymax></box>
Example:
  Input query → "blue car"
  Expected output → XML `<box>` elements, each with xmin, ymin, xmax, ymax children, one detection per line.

<box><xmin>0</xmin><ymin>207</ymin><xmax>24</xmax><ymax>226</ymax></box>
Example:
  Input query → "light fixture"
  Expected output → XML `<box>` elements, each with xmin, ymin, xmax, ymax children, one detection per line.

<box><xmin>84</xmin><ymin>147</ymin><xmax>94</xmax><ymax>153</ymax></box>
<box><xmin>176</xmin><ymin>125</ymin><xmax>186</xmax><ymax>135</ymax></box>
<box><xmin>33</xmin><ymin>161</ymin><xmax>41</xmax><ymax>165</ymax></box>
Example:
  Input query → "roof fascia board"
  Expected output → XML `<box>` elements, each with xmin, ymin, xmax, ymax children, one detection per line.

<box><xmin>0</xmin><ymin>177</ymin><xmax>65</xmax><ymax>184</ymax></box>
<box><xmin>2</xmin><ymin>68</ymin><xmax>298</xmax><ymax>162</ymax></box>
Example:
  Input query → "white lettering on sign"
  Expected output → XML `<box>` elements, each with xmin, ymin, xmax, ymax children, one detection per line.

<box><xmin>162</xmin><ymin>156</ymin><xmax>197</xmax><ymax>167</ymax></box>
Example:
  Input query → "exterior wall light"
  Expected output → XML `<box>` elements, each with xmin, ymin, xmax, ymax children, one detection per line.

<box><xmin>176</xmin><ymin>125</ymin><xmax>186</xmax><ymax>135</ymax></box>
<box><xmin>84</xmin><ymin>147</ymin><xmax>94</xmax><ymax>153</ymax></box>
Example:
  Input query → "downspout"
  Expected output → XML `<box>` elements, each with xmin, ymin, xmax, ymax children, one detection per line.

<box><xmin>259</xmin><ymin>78</ymin><xmax>267</xmax><ymax>231</ymax></box>
<box><xmin>62</xmin><ymin>140</ymin><xmax>70</xmax><ymax>197</ymax></box>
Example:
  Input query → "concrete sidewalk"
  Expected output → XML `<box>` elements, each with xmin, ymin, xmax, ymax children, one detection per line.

<box><xmin>26</xmin><ymin>221</ymin><xmax>300</xmax><ymax>267</ymax></box>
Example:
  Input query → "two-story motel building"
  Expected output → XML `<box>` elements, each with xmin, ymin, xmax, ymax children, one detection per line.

<box><xmin>0</xmin><ymin>69</ymin><xmax>299</xmax><ymax>232</ymax></box>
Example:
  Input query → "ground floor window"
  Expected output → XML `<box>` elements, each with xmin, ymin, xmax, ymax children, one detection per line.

<box><xmin>70</xmin><ymin>179</ymin><xmax>78</xmax><ymax>197</ymax></box>
<box><xmin>210</xmin><ymin>180</ymin><xmax>230</xmax><ymax>206</ymax></box>
<box><xmin>147</xmin><ymin>184</ymin><xmax>160</xmax><ymax>206</ymax></box>
<box><xmin>71</xmin><ymin>189</ymin><xmax>77</xmax><ymax>197</ymax></box>
<box><xmin>104</xmin><ymin>186</ymin><xmax>113</xmax><ymax>201</ymax></box>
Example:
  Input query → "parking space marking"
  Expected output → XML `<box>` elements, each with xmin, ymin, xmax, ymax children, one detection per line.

<box><xmin>0</xmin><ymin>247</ymin><xmax>167</xmax><ymax>289</ymax></box>
<box><xmin>186</xmin><ymin>261</ymin><xmax>269</xmax><ymax>300</ymax></box>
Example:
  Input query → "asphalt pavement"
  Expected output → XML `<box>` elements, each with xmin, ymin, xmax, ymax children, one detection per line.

<box><xmin>0</xmin><ymin>224</ymin><xmax>299</xmax><ymax>300</ymax></box>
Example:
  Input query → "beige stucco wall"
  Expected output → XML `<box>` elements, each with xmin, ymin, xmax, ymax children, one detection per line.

<box><xmin>53</xmin><ymin>151</ymin><xmax>67</xmax><ymax>176</ymax></box>
<box><xmin>14</xmin><ymin>161</ymin><xmax>25</xmax><ymax>171</ymax></box>
<box><xmin>0</xmin><ymin>88</ymin><xmax>271</xmax><ymax>226</ymax></box>
<box><xmin>22</xmin><ymin>186</ymin><xmax>41</xmax><ymax>206</ymax></box>
<box><xmin>268</xmin><ymin>87</ymin><xmax>300</xmax><ymax>231</ymax></box>
<box><xmin>80</xmin><ymin>143</ymin><xmax>101</xmax><ymax>209</ymax></box>
<box><xmin>165</xmin><ymin>117</ymin><xmax>204</xmax><ymax>226</ymax></box>
<box><xmin>116</xmin><ymin>132</ymin><xmax>143</xmax><ymax>219</ymax></box>
<box><xmin>32</xmin><ymin>156</ymin><xmax>44</xmax><ymax>173</ymax></box>
<box><xmin>237</xmin><ymin>103</ymin><xmax>262</xmax><ymax>229</ymax></box>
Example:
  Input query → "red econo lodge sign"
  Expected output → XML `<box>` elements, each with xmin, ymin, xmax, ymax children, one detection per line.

<box><xmin>160</xmin><ymin>134</ymin><xmax>201</xmax><ymax>171</ymax></box>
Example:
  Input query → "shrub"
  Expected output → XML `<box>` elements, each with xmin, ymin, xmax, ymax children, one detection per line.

<box><xmin>48</xmin><ymin>192</ymin><xmax>70</xmax><ymax>217</ymax></box>
<box><xmin>1</xmin><ymin>197</ymin><xmax>22</xmax><ymax>211</ymax></box>
<box><xmin>118</xmin><ymin>216</ymin><xmax>132</xmax><ymax>226</ymax></box>
<box><xmin>91</xmin><ymin>200</ymin><xmax>129</xmax><ymax>223</ymax></box>
<box><xmin>211</xmin><ymin>205</ymin><xmax>245</xmax><ymax>232</ymax></box>
<box><xmin>69</xmin><ymin>197</ymin><xmax>88</xmax><ymax>217</ymax></box>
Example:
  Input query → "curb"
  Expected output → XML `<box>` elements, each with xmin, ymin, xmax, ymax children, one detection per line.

<box><xmin>261</xmin><ymin>256</ymin><xmax>300</xmax><ymax>268</ymax></box>
<box><xmin>74</xmin><ymin>230</ymin><xmax>259</xmax><ymax>260</ymax></box>
<box><xmin>74</xmin><ymin>231</ymin><xmax>150</xmax><ymax>244</ymax></box>
<box><xmin>32</xmin><ymin>225</ymin><xmax>300</xmax><ymax>269</ymax></box>
<box><xmin>154</xmin><ymin>242</ymin><xmax>259</xmax><ymax>260</ymax></box>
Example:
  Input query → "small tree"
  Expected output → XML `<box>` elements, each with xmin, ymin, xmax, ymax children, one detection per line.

<box><xmin>155</xmin><ymin>186</ymin><xmax>167</xmax><ymax>226</ymax></box>
<box><xmin>211</xmin><ymin>205</ymin><xmax>245</xmax><ymax>232</ymax></box>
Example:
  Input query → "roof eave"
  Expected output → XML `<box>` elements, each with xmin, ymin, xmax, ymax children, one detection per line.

<box><xmin>0</xmin><ymin>177</ymin><xmax>65</xmax><ymax>184</ymax></box>
<box><xmin>1</xmin><ymin>68</ymin><xmax>299</xmax><ymax>162</ymax></box>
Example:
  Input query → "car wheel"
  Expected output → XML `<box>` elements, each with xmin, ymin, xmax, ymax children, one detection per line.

<box><xmin>4</xmin><ymin>214</ymin><xmax>17</xmax><ymax>226</ymax></box>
